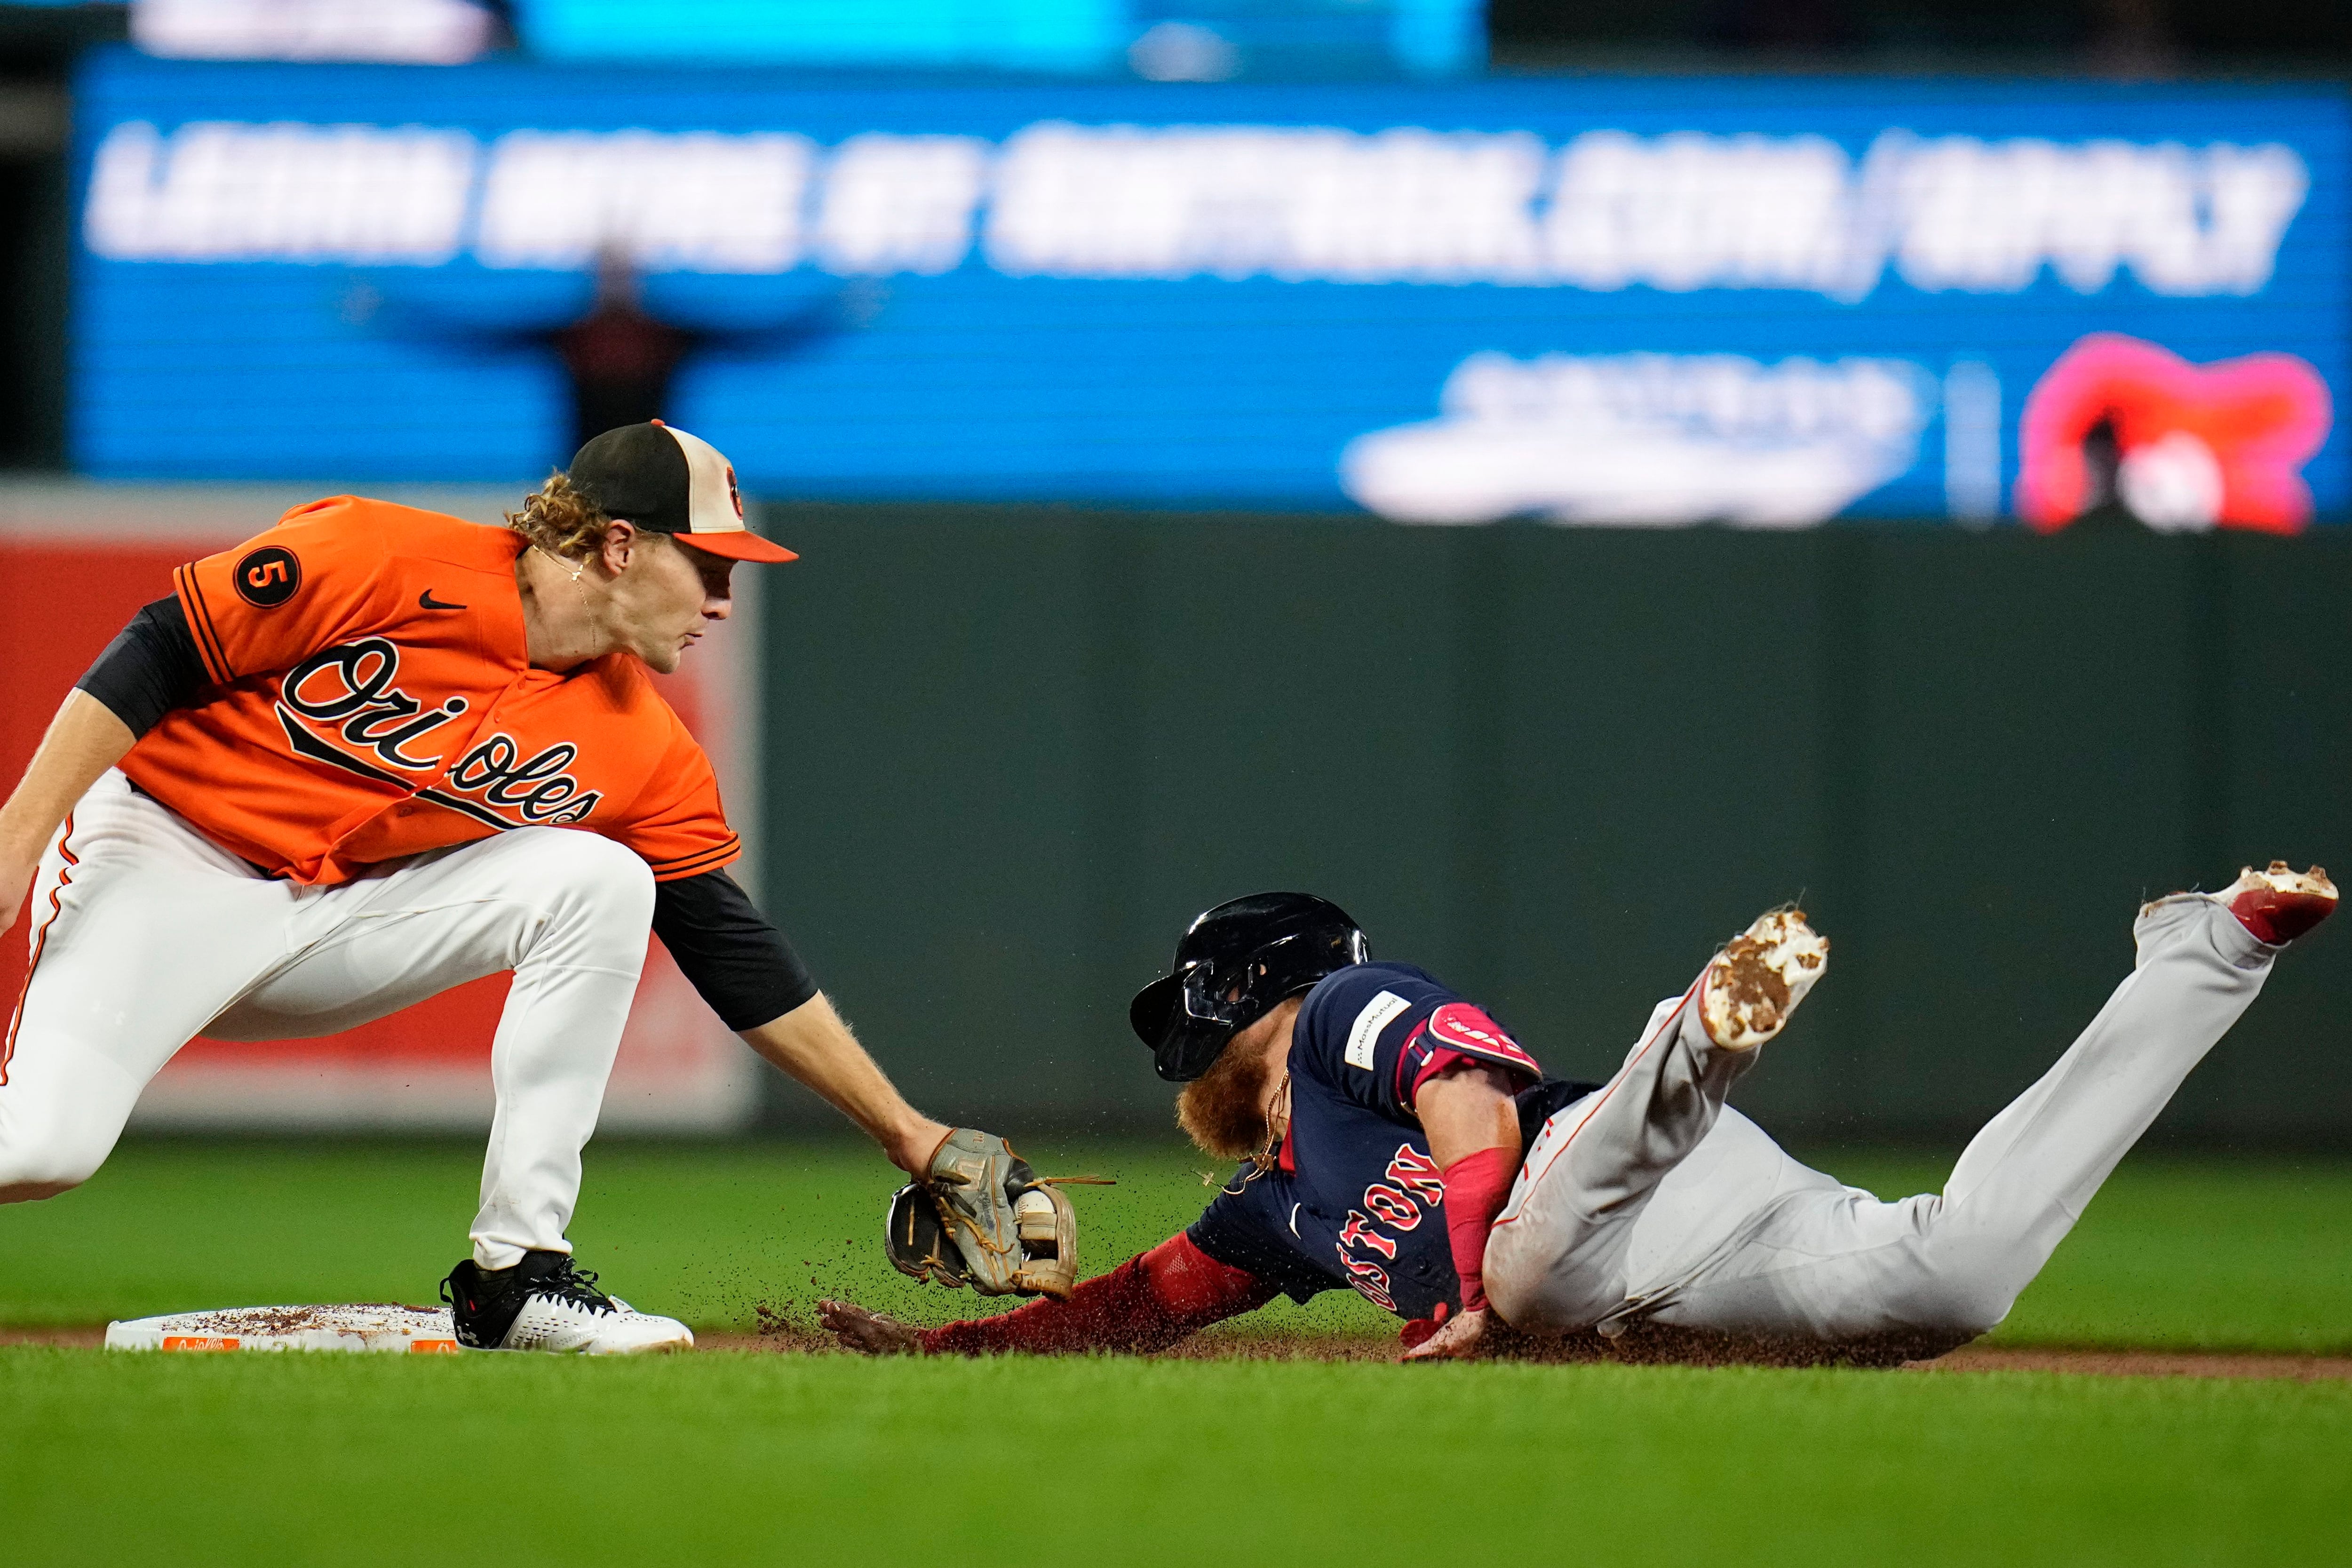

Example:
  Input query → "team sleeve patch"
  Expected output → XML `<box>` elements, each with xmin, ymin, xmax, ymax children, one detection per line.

<box><xmin>232</xmin><ymin>545</ymin><xmax>302</xmax><ymax>607</ymax></box>
<box><xmin>1343</xmin><ymin>990</ymin><xmax>1415</xmax><ymax>1069</ymax></box>
<box><xmin>1425</xmin><ymin>1003</ymin><xmax>1541</xmax><ymax>1075</ymax></box>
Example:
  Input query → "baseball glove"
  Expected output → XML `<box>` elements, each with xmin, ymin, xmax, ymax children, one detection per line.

<box><xmin>886</xmin><ymin>1129</ymin><xmax>1083</xmax><ymax>1300</ymax></box>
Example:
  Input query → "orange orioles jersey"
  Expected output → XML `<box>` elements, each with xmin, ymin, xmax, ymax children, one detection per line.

<box><xmin>121</xmin><ymin>496</ymin><xmax>740</xmax><ymax>888</ymax></box>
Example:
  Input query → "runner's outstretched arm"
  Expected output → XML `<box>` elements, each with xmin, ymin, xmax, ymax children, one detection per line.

<box><xmin>821</xmin><ymin>1232</ymin><xmax>1276</xmax><ymax>1355</ymax></box>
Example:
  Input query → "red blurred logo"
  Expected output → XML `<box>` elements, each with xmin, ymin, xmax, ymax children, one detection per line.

<box><xmin>1427</xmin><ymin>1003</ymin><xmax>1538</xmax><ymax>1071</ymax></box>
<box><xmin>2017</xmin><ymin>334</ymin><xmax>2331</xmax><ymax>534</ymax></box>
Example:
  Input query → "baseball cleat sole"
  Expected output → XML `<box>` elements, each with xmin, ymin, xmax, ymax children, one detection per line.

<box><xmin>1700</xmin><ymin>907</ymin><xmax>1829</xmax><ymax>1051</ymax></box>
<box><xmin>2213</xmin><ymin>861</ymin><xmax>2337</xmax><ymax>947</ymax></box>
<box><xmin>493</xmin><ymin>1299</ymin><xmax>695</xmax><ymax>1354</ymax></box>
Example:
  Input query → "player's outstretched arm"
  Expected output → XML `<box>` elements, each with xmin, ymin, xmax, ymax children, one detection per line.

<box><xmin>820</xmin><ymin>1231</ymin><xmax>1276</xmax><ymax>1356</ymax></box>
<box><xmin>1403</xmin><ymin>1060</ymin><xmax>1527</xmax><ymax>1361</ymax></box>
<box><xmin>0</xmin><ymin>691</ymin><xmax>136</xmax><ymax>926</ymax></box>
<box><xmin>818</xmin><ymin>1299</ymin><xmax>927</xmax><ymax>1353</ymax></box>
<box><xmin>656</xmin><ymin>884</ymin><xmax>1048</xmax><ymax>1289</ymax></box>
<box><xmin>739</xmin><ymin>994</ymin><xmax>952</xmax><ymax>1175</ymax></box>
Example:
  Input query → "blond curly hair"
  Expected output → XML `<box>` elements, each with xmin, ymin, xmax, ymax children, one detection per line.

<box><xmin>505</xmin><ymin>472</ymin><xmax>613</xmax><ymax>567</ymax></box>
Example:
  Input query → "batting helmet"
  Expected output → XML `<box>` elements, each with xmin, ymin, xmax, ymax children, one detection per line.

<box><xmin>1128</xmin><ymin>892</ymin><xmax>1368</xmax><ymax>1082</ymax></box>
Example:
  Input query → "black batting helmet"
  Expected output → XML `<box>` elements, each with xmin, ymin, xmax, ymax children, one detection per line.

<box><xmin>1128</xmin><ymin>892</ymin><xmax>1368</xmax><ymax>1082</ymax></box>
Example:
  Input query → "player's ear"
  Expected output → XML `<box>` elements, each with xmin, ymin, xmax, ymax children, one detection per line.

<box><xmin>599</xmin><ymin>519</ymin><xmax>638</xmax><ymax>576</ymax></box>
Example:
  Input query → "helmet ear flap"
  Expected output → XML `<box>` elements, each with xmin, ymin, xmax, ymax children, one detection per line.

<box><xmin>1133</xmin><ymin>971</ymin><xmax>1240</xmax><ymax>1082</ymax></box>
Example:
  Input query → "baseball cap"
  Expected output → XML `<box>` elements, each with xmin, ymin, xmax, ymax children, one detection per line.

<box><xmin>564</xmin><ymin>421</ymin><xmax>797</xmax><ymax>563</ymax></box>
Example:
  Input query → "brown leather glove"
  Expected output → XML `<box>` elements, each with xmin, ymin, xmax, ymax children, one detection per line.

<box><xmin>885</xmin><ymin>1129</ymin><xmax>1078</xmax><ymax>1299</ymax></box>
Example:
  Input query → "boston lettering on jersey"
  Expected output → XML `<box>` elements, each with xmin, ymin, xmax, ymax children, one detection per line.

<box><xmin>121</xmin><ymin>496</ymin><xmax>738</xmax><ymax>887</ymax></box>
<box><xmin>1186</xmin><ymin>962</ymin><xmax>1573</xmax><ymax>1321</ymax></box>
<box><xmin>1330</xmin><ymin>1143</ymin><xmax>1452</xmax><ymax>1312</ymax></box>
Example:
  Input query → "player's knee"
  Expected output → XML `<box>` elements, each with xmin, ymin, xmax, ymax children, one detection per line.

<box><xmin>0</xmin><ymin>1130</ymin><xmax>106</xmax><ymax>1202</ymax></box>
<box><xmin>515</xmin><ymin>830</ymin><xmax>656</xmax><ymax>927</ymax></box>
<box><xmin>1486</xmin><ymin>1274</ymin><xmax>1589</xmax><ymax>1333</ymax></box>
<box><xmin>1891</xmin><ymin>1244</ymin><xmax>2026</xmax><ymax>1339</ymax></box>
<box><xmin>1920</xmin><ymin>1275</ymin><xmax>2021</xmax><ymax>1338</ymax></box>
<box><xmin>1483</xmin><ymin>1243</ymin><xmax>1616</xmax><ymax>1334</ymax></box>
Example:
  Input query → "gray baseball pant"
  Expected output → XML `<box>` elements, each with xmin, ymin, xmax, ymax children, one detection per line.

<box><xmin>1482</xmin><ymin>893</ymin><xmax>2273</xmax><ymax>1350</ymax></box>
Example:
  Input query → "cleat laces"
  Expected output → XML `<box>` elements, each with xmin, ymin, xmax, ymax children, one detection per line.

<box><xmin>531</xmin><ymin>1258</ymin><xmax>619</xmax><ymax>1317</ymax></box>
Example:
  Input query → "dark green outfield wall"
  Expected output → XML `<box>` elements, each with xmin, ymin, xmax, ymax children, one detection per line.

<box><xmin>754</xmin><ymin>507</ymin><xmax>2352</xmax><ymax>1146</ymax></box>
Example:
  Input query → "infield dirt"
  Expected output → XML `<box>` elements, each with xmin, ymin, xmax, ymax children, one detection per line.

<box><xmin>12</xmin><ymin>1322</ymin><xmax>2346</xmax><ymax>1379</ymax></box>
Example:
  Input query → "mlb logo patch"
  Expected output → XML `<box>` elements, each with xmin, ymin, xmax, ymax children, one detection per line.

<box><xmin>1344</xmin><ymin>990</ymin><xmax>1415</xmax><ymax>1069</ymax></box>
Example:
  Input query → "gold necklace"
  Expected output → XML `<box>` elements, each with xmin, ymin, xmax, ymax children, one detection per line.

<box><xmin>1249</xmin><ymin>1073</ymin><xmax>1292</xmax><ymax>1176</ymax></box>
<box><xmin>1219</xmin><ymin>1073</ymin><xmax>1293</xmax><ymax>1195</ymax></box>
<box><xmin>533</xmin><ymin>543</ymin><xmax>587</xmax><ymax>583</ymax></box>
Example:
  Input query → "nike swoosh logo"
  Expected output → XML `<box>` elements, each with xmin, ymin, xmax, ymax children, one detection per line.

<box><xmin>419</xmin><ymin>590</ymin><xmax>467</xmax><ymax>611</ymax></box>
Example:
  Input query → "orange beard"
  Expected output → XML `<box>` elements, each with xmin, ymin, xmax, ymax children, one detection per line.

<box><xmin>1176</xmin><ymin>1035</ymin><xmax>1277</xmax><ymax>1162</ymax></box>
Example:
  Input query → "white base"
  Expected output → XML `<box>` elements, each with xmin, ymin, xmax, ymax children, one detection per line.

<box><xmin>106</xmin><ymin>1303</ymin><xmax>460</xmax><ymax>1354</ymax></box>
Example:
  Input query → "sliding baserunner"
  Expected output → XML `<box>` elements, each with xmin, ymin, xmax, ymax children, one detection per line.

<box><xmin>0</xmin><ymin>422</ymin><xmax>1045</xmax><ymax>1353</ymax></box>
<box><xmin>823</xmin><ymin>872</ymin><xmax>2333</xmax><ymax>1362</ymax></box>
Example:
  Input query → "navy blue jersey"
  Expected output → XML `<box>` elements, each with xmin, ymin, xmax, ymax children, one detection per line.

<box><xmin>1185</xmin><ymin>961</ymin><xmax>1594</xmax><ymax>1321</ymax></box>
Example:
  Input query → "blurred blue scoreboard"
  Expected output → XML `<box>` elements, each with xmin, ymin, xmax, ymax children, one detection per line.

<box><xmin>72</xmin><ymin>50</ymin><xmax>2350</xmax><ymax>526</ymax></box>
<box><xmin>511</xmin><ymin>0</ymin><xmax>1482</xmax><ymax>78</ymax></box>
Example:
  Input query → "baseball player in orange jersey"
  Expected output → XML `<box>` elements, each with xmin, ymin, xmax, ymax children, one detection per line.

<box><xmin>0</xmin><ymin>421</ymin><xmax>1044</xmax><ymax>1353</ymax></box>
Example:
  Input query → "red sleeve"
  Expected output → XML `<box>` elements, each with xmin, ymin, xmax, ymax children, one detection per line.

<box><xmin>1438</xmin><ymin>1145</ymin><xmax>1518</xmax><ymax>1314</ymax></box>
<box><xmin>918</xmin><ymin>1233</ymin><xmax>1274</xmax><ymax>1356</ymax></box>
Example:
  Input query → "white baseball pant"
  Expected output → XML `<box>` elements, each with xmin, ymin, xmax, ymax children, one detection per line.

<box><xmin>1483</xmin><ymin>892</ymin><xmax>2273</xmax><ymax>1351</ymax></box>
<box><xmin>0</xmin><ymin>769</ymin><xmax>653</xmax><ymax>1268</ymax></box>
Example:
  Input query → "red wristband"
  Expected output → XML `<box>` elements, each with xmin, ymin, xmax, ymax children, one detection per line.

<box><xmin>1439</xmin><ymin>1146</ymin><xmax>1518</xmax><ymax>1314</ymax></box>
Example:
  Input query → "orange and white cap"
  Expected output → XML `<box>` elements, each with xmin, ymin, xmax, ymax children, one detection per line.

<box><xmin>564</xmin><ymin>421</ymin><xmax>796</xmax><ymax>563</ymax></box>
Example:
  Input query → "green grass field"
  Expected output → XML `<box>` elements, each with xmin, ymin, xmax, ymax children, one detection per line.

<box><xmin>3</xmin><ymin>1138</ymin><xmax>2349</xmax><ymax>1566</ymax></box>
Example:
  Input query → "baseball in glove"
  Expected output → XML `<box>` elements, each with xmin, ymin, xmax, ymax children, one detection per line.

<box><xmin>886</xmin><ymin>1129</ymin><xmax>1100</xmax><ymax>1300</ymax></box>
